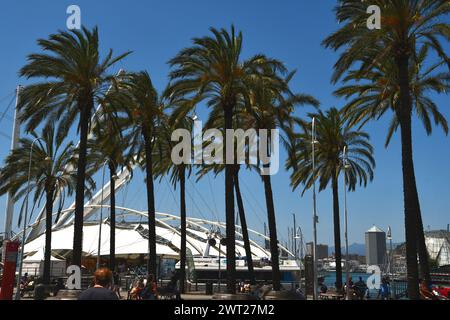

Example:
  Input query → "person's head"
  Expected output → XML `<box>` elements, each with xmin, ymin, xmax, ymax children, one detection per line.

<box><xmin>93</xmin><ymin>267</ymin><xmax>113</xmax><ymax>287</ymax></box>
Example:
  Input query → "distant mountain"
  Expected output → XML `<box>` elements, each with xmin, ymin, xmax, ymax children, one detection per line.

<box><xmin>328</xmin><ymin>242</ymin><xmax>403</xmax><ymax>256</ymax></box>
<box><xmin>329</xmin><ymin>243</ymin><xmax>366</xmax><ymax>256</ymax></box>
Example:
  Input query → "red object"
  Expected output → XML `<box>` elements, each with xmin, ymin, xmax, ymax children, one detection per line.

<box><xmin>0</xmin><ymin>240</ymin><xmax>20</xmax><ymax>300</ymax></box>
<box><xmin>434</xmin><ymin>286</ymin><xmax>450</xmax><ymax>299</ymax></box>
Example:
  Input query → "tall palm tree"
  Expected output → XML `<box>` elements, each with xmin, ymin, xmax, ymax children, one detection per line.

<box><xmin>122</xmin><ymin>71</ymin><xmax>167</xmax><ymax>277</ymax></box>
<box><xmin>196</xmin><ymin>105</ymin><xmax>257</xmax><ymax>285</ymax></box>
<box><xmin>18</xmin><ymin>26</ymin><xmax>131</xmax><ymax>267</ymax></box>
<box><xmin>336</xmin><ymin>45</ymin><xmax>449</xmax><ymax>285</ymax></box>
<box><xmin>0</xmin><ymin>124</ymin><xmax>94</xmax><ymax>284</ymax></box>
<box><xmin>323</xmin><ymin>0</ymin><xmax>449</xmax><ymax>299</ymax></box>
<box><xmin>166</xmin><ymin>26</ymin><xmax>285</xmax><ymax>293</ymax></box>
<box><xmin>286</xmin><ymin>108</ymin><xmax>375</xmax><ymax>292</ymax></box>
<box><xmin>245</xmin><ymin>70</ymin><xmax>320</xmax><ymax>291</ymax></box>
<box><xmin>153</xmin><ymin>112</ymin><xmax>193</xmax><ymax>294</ymax></box>
<box><xmin>87</xmin><ymin>117</ymin><xmax>132</xmax><ymax>272</ymax></box>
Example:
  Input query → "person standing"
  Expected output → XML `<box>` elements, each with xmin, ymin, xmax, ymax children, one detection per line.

<box><xmin>377</xmin><ymin>278</ymin><xmax>391</xmax><ymax>300</ymax></box>
<box><xmin>113</xmin><ymin>271</ymin><xmax>122</xmax><ymax>299</ymax></box>
<box><xmin>140</xmin><ymin>274</ymin><xmax>158</xmax><ymax>300</ymax></box>
<box><xmin>78</xmin><ymin>268</ymin><xmax>119</xmax><ymax>300</ymax></box>
<box><xmin>354</xmin><ymin>276</ymin><xmax>368</xmax><ymax>300</ymax></box>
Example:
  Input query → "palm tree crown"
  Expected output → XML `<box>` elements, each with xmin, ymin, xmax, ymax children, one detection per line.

<box><xmin>287</xmin><ymin>108</ymin><xmax>375</xmax><ymax>194</ymax></box>
<box><xmin>0</xmin><ymin>124</ymin><xmax>94</xmax><ymax>284</ymax></box>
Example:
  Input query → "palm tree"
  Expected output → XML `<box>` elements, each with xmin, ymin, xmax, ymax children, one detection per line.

<box><xmin>166</xmin><ymin>26</ymin><xmax>285</xmax><ymax>293</ymax></box>
<box><xmin>0</xmin><ymin>124</ymin><xmax>94</xmax><ymax>284</ymax></box>
<box><xmin>286</xmin><ymin>108</ymin><xmax>375</xmax><ymax>292</ymax></box>
<box><xmin>87</xmin><ymin>117</ymin><xmax>132</xmax><ymax>272</ymax></box>
<box><xmin>196</xmin><ymin>106</ymin><xmax>257</xmax><ymax>285</ymax></box>
<box><xmin>323</xmin><ymin>0</ymin><xmax>449</xmax><ymax>299</ymax></box>
<box><xmin>245</xmin><ymin>70</ymin><xmax>320</xmax><ymax>291</ymax></box>
<box><xmin>153</xmin><ymin>113</ymin><xmax>193</xmax><ymax>294</ymax></box>
<box><xmin>18</xmin><ymin>26</ymin><xmax>131</xmax><ymax>267</ymax></box>
<box><xmin>336</xmin><ymin>45</ymin><xmax>449</xmax><ymax>285</ymax></box>
<box><xmin>122</xmin><ymin>71</ymin><xmax>167</xmax><ymax>276</ymax></box>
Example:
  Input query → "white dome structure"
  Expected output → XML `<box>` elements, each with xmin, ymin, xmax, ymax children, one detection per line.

<box><xmin>22</xmin><ymin>205</ymin><xmax>292</xmax><ymax>260</ymax></box>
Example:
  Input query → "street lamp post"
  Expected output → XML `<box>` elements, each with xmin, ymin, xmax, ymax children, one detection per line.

<box><xmin>218</xmin><ymin>240</ymin><xmax>221</xmax><ymax>293</ymax></box>
<box><xmin>96</xmin><ymin>160</ymin><xmax>109</xmax><ymax>270</ymax></box>
<box><xmin>387</xmin><ymin>226</ymin><xmax>393</xmax><ymax>274</ymax></box>
<box><xmin>343</xmin><ymin>146</ymin><xmax>350</xmax><ymax>300</ymax></box>
<box><xmin>292</xmin><ymin>214</ymin><xmax>297</xmax><ymax>261</ymax></box>
<box><xmin>15</xmin><ymin>137</ymin><xmax>44</xmax><ymax>300</ymax></box>
<box><xmin>311</xmin><ymin>117</ymin><xmax>319</xmax><ymax>300</ymax></box>
<box><xmin>294</xmin><ymin>226</ymin><xmax>303</xmax><ymax>290</ymax></box>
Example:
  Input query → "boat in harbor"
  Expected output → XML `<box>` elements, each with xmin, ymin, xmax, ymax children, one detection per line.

<box><xmin>177</xmin><ymin>256</ymin><xmax>302</xmax><ymax>283</ymax></box>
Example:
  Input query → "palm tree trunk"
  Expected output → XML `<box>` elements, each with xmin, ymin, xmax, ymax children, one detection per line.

<box><xmin>43</xmin><ymin>188</ymin><xmax>54</xmax><ymax>285</ymax></box>
<box><xmin>72</xmin><ymin>101</ymin><xmax>92</xmax><ymax>267</ymax></box>
<box><xmin>262</xmin><ymin>172</ymin><xmax>281</xmax><ymax>291</ymax></box>
<box><xmin>417</xmin><ymin>211</ymin><xmax>431</xmax><ymax>285</ymax></box>
<box><xmin>179</xmin><ymin>167</ymin><xmax>187</xmax><ymax>294</ymax></box>
<box><xmin>397</xmin><ymin>54</ymin><xmax>420</xmax><ymax>299</ymax></box>
<box><xmin>143</xmin><ymin>132</ymin><xmax>157</xmax><ymax>277</ymax></box>
<box><xmin>413</xmin><ymin>183</ymin><xmax>431</xmax><ymax>286</ymax></box>
<box><xmin>331</xmin><ymin>172</ymin><xmax>343</xmax><ymax>291</ymax></box>
<box><xmin>224</xmin><ymin>106</ymin><xmax>236</xmax><ymax>294</ymax></box>
<box><xmin>234</xmin><ymin>168</ymin><xmax>256</xmax><ymax>285</ymax></box>
<box><xmin>109</xmin><ymin>161</ymin><xmax>116</xmax><ymax>272</ymax></box>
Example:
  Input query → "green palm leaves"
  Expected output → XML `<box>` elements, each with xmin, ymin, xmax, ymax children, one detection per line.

<box><xmin>287</xmin><ymin>108</ymin><xmax>375</xmax><ymax>194</ymax></box>
<box><xmin>337</xmin><ymin>45</ymin><xmax>449</xmax><ymax>147</ymax></box>
<box><xmin>323</xmin><ymin>0</ymin><xmax>449</xmax><ymax>83</ymax></box>
<box><xmin>0</xmin><ymin>124</ymin><xmax>95</xmax><ymax>284</ymax></box>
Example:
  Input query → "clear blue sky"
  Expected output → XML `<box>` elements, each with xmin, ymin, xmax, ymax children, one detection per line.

<box><xmin>0</xmin><ymin>1</ymin><xmax>449</xmax><ymax>247</ymax></box>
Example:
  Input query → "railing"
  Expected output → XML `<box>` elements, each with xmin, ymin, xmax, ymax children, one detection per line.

<box><xmin>184</xmin><ymin>279</ymin><xmax>301</xmax><ymax>294</ymax></box>
<box><xmin>21</xmin><ymin>267</ymin><xmax>66</xmax><ymax>278</ymax></box>
<box><xmin>391</xmin><ymin>279</ymin><xmax>408</xmax><ymax>299</ymax></box>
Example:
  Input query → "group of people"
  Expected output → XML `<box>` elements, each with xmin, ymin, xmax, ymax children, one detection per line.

<box><xmin>78</xmin><ymin>267</ymin><xmax>183</xmax><ymax>300</ymax></box>
<box><xmin>318</xmin><ymin>276</ymin><xmax>387</xmax><ymax>300</ymax></box>
<box><xmin>127</xmin><ymin>274</ymin><xmax>159</xmax><ymax>300</ymax></box>
<box><xmin>19</xmin><ymin>273</ymin><xmax>35</xmax><ymax>297</ymax></box>
<box><xmin>343</xmin><ymin>276</ymin><xmax>372</xmax><ymax>300</ymax></box>
<box><xmin>79</xmin><ymin>268</ymin><xmax>122</xmax><ymax>300</ymax></box>
<box><xmin>127</xmin><ymin>271</ymin><xmax>181</xmax><ymax>300</ymax></box>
